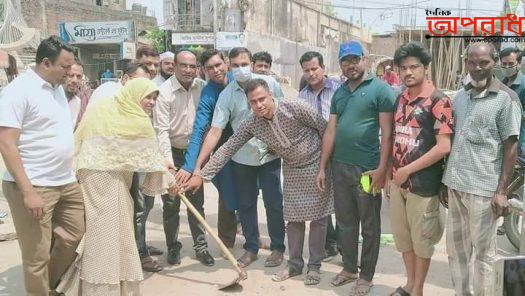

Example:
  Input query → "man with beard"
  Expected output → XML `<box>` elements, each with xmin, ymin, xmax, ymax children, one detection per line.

<box><xmin>63</xmin><ymin>62</ymin><xmax>84</xmax><ymax>129</ymax></box>
<box><xmin>154</xmin><ymin>51</ymin><xmax>175</xmax><ymax>86</ymax></box>
<box><xmin>136</xmin><ymin>45</ymin><xmax>160</xmax><ymax>79</ymax></box>
<box><xmin>186</xmin><ymin>47</ymin><xmax>286</xmax><ymax>269</ymax></box>
<box><xmin>387</xmin><ymin>42</ymin><xmax>453</xmax><ymax>296</ymax></box>
<box><xmin>317</xmin><ymin>40</ymin><xmax>395</xmax><ymax>295</ymax></box>
<box><xmin>442</xmin><ymin>42</ymin><xmax>522</xmax><ymax>296</ymax></box>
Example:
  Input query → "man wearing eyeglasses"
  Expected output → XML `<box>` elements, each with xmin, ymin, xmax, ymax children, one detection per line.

<box><xmin>317</xmin><ymin>40</ymin><xmax>396</xmax><ymax>295</ymax></box>
<box><xmin>152</xmin><ymin>50</ymin><xmax>215</xmax><ymax>267</ymax></box>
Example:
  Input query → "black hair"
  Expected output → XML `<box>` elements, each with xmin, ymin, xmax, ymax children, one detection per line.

<box><xmin>122</xmin><ymin>61</ymin><xmax>149</xmax><ymax>75</ymax></box>
<box><xmin>252</xmin><ymin>51</ymin><xmax>272</xmax><ymax>66</ymax></box>
<box><xmin>136</xmin><ymin>45</ymin><xmax>159</xmax><ymax>59</ymax></box>
<box><xmin>394</xmin><ymin>42</ymin><xmax>432</xmax><ymax>67</ymax></box>
<box><xmin>200</xmin><ymin>49</ymin><xmax>225</xmax><ymax>66</ymax></box>
<box><xmin>35</xmin><ymin>36</ymin><xmax>75</xmax><ymax>64</ymax></box>
<box><xmin>299</xmin><ymin>51</ymin><xmax>324</xmax><ymax>68</ymax></box>
<box><xmin>228</xmin><ymin>47</ymin><xmax>252</xmax><ymax>61</ymax></box>
<box><xmin>244</xmin><ymin>78</ymin><xmax>270</xmax><ymax>96</ymax></box>
<box><xmin>500</xmin><ymin>47</ymin><xmax>523</xmax><ymax>63</ymax></box>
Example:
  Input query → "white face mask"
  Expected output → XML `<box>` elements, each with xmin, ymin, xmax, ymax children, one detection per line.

<box><xmin>232</xmin><ymin>66</ymin><xmax>252</xmax><ymax>82</ymax></box>
<box><xmin>502</xmin><ymin>66</ymin><xmax>519</xmax><ymax>78</ymax></box>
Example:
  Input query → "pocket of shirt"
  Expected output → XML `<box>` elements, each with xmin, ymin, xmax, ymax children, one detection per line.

<box><xmin>465</xmin><ymin>117</ymin><xmax>492</xmax><ymax>144</ymax></box>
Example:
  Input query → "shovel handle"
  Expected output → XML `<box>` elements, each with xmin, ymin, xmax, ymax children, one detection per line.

<box><xmin>177</xmin><ymin>192</ymin><xmax>245</xmax><ymax>277</ymax></box>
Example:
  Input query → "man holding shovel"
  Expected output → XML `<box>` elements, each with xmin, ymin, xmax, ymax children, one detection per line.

<box><xmin>184</xmin><ymin>78</ymin><xmax>334</xmax><ymax>285</ymax></box>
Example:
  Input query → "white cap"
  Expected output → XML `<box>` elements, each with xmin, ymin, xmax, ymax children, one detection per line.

<box><xmin>160</xmin><ymin>51</ymin><xmax>175</xmax><ymax>61</ymax></box>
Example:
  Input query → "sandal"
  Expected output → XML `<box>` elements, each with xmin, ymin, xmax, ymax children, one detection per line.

<box><xmin>304</xmin><ymin>269</ymin><xmax>321</xmax><ymax>285</ymax></box>
<box><xmin>349</xmin><ymin>279</ymin><xmax>373</xmax><ymax>296</ymax></box>
<box><xmin>390</xmin><ymin>286</ymin><xmax>411</xmax><ymax>296</ymax></box>
<box><xmin>331</xmin><ymin>270</ymin><xmax>358</xmax><ymax>286</ymax></box>
<box><xmin>141</xmin><ymin>256</ymin><xmax>163</xmax><ymax>272</ymax></box>
<box><xmin>271</xmin><ymin>267</ymin><xmax>302</xmax><ymax>282</ymax></box>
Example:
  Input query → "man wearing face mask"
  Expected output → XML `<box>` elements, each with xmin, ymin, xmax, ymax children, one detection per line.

<box><xmin>443</xmin><ymin>42</ymin><xmax>522</xmax><ymax>296</ymax></box>
<box><xmin>153</xmin><ymin>51</ymin><xmax>175</xmax><ymax>86</ymax></box>
<box><xmin>184</xmin><ymin>47</ymin><xmax>286</xmax><ymax>269</ymax></box>
<box><xmin>499</xmin><ymin>47</ymin><xmax>525</xmax><ymax>158</ymax></box>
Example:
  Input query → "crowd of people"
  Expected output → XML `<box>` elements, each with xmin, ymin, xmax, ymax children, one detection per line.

<box><xmin>0</xmin><ymin>34</ymin><xmax>522</xmax><ymax>296</ymax></box>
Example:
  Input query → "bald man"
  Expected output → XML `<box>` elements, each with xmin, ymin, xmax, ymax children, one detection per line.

<box><xmin>152</xmin><ymin>51</ymin><xmax>214</xmax><ymax>266</ymax></box>
<box><xmin>443</xmin><ymin>42</ymin><xmax>522</xmax><ymax>295</ymax></box>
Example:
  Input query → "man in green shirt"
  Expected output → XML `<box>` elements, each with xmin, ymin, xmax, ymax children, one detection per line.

<box><xmin>317</xmin><ymin>40</ymin><xmax>395</xmax><ymax>295</ymax></box>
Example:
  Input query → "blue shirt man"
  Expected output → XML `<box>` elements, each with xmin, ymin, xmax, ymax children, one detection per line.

<box><xmin>177</xmin><ymin>51</ymin><xmax>238</xmax><ymax>249</ymax></box>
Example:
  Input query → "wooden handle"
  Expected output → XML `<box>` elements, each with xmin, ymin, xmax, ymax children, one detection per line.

<box><xmin>177</xmin><ymin>192</ymin><xmax>244</xmax><ymax>275</ymax></box>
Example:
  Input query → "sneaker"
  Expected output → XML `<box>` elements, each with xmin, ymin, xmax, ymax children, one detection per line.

<box><xmin>167</xmin><ymin>248</ymin><xmax>181</xmax><ymax>265</ymax></box>
<box><xmin>196</xmin><ymin>250</ymin><xmax>215</xmax><ymax>266</ymax></box>
<box><xmin>147</xmin><ymin>245</ymin><xmax>164</xmax><ymax>256</ymax></box>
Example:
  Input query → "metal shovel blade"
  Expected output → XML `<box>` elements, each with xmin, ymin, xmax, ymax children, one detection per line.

<box><xmin>177</xmin><ymin>192</ymin><xmax>248</xmax><ymax>290</ymax></box>
<box><xmin>217</xmin><ymin>270</ymin><xmax>248</xmax><ymax>290</ymax></box>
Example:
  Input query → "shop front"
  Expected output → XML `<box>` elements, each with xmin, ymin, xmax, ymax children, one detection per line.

<box><xmin>59</xmin><ymin>20</ymin><xmax>136</xmax><ymax>82</ymax></box>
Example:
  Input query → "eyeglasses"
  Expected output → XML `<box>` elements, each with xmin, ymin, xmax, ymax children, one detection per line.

<box><xmin>399</xmin><ymin>64</ymin><xmax>423</xmax><ymax>72</ymax></box>
<box><xmin>341</xmin><ymin>57</ymin><xmax>362</xmax><ymax>66</ymax></box>
<box><xmin>178</xmin><ymin>63</ymin><xmax>197</xmax><ymax>70</ymax></box>
<box><xmin>501</xmin><ymin>62</ymin><xmax>518</xmax><ymax>68</ymax></box>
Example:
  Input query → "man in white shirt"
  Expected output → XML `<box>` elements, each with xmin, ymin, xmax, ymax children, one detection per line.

<box><xmin>0</xmin><ymin>36</ymin><xmax>85</xmax><ymax>296</ymax></box>
<box><xmin>152</xmin><ymin>50</ymin><xmax>214</xmax><ymax>266</ymax></box>
<box><xmin>63</xmin><ymin>62</ymin><xmax>83</xmax><ymax>129</ymax></box>
<box><xmin>153</xmin><ymin>51</ymin><xmax>175</xmax><ymax>86</ymax></box>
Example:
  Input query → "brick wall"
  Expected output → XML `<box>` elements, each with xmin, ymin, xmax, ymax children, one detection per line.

<box><xmin>20</xmin><ymin>0</ymin><xmax>156</xmax><ymax>37</ymax></box>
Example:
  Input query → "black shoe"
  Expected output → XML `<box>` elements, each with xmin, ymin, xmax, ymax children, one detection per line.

<box><xmin>167</xmin><ymin>248</ymin><xmax>181</xmax><ymax>265</ymax></box>
<box><xmin>325</xmin><ymin>245</ymin><xmax>338</xmax><ymax>257</ymax></box>
<box><xmin>196</xmin><ymin>250</ymin><xmax>215</xmax><ymax>266</ymax></box>
<box><xmin>148</xmin><ymin>245</ymin><xmax>164</xmax><ymax>256</ymax></box>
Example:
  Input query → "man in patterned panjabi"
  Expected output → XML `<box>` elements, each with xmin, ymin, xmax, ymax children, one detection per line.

<box><xmin>184</xmin><ymin>78</ymin><xmax>334</xmax><ymax>286</ymax></box>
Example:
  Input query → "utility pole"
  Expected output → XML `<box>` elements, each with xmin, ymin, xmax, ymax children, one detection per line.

<box><xmin>213</xmin><ymin>0</ymin><xmax>218</xmax><ymax>48</ymax></box>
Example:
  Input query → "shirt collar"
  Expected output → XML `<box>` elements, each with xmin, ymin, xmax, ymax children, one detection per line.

<box><xmin>29</xmin><ymin>69</ymin><xmax>59</xmax><ymax>90</ymax></box>
<box><xmin>344</xmin><ymin>73</ymin><xmax>374</xmax><ymax>91</ymax></box>
<box><xmin>464</xmin><ymin>75</ymin><xmax>501</xmax><ymax>97</ymax></box>
<box><xmin>305</xmin><ymin>77</ymin><xmax>338</xmax><ymax>93</ymax></box>
<box><xmin>503</xmin><ymin>72</ymin><xmax>525</xmax><ymax>86</ymax></box>
<box><xmin>170</xmin><ymin>75</ymin><xmax>198</xmax><ymax>92</ymax></box>
<box><xmin>401</xmin><ymin>80</ymin><xmax>435</xmax><ymax>102</ymax></box>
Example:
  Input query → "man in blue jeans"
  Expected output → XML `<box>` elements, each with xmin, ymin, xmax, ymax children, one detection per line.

<box><xmin>189</xmin><ymin>47</ymin><xmax>286</xmax><ymax>268</ymax></box>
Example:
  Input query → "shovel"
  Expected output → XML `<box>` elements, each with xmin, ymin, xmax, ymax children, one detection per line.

<box><xmin>177</xmin><ymin>192</ymin><xmax>247</xmax><ymax>289</ymax></box>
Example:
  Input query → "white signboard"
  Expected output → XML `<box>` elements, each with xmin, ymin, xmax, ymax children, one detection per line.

<box><xmin>215</xmin><ymin>32</ymin><xmax>246</xmax><ymax>50</ymax></box>
<box><xmin>59</xmin><ymin>21</ymin><xmax>134</xmax><ymax>44</ymax></box>
<box><xmin>172</xmin><ymin>32</ymin><xmax>215</xmax><ymax>45</ymax></box>
<box><xmin>121</xmin><ymin>42</ymin><xmax>136</xmax><ymax>60</ymax></box>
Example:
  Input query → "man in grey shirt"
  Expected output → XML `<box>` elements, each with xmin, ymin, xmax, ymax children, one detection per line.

<box><xmin>442</xmin><ymin>42</ymin><xmax>522</xmax><ymax>296</ymax></box>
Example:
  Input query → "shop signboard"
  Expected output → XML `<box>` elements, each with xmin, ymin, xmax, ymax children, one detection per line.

<box><xmin>59</xmin><ymin>21</ymin><xmax>134</xmax><ymax>44</ymax></box>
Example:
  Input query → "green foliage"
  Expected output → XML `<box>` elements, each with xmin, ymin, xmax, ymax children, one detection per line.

<box><xmin>146</xmin><ymin>27</ymin><xmax>166</xmax><ymax>53</ymax></box>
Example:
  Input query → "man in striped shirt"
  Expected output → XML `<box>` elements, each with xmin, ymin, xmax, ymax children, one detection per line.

<box><xmin>297</xmin><ymin>51</ymin><xmax>341</xmax><ymax>261</ymax></box>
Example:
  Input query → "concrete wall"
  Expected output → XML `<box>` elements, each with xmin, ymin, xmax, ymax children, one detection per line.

<box><xmin>243</xmin><ymin>0</ymin><xmax>372</xmax><ymax>88</ymax></box>
<box><xmin>370</xmin><ymin>35</ymin><xmax>399</xmax><ymax>57</ymax></box>
<box><xmin>20</xmin><ymin>0</ymin><xmax>156</xmax><ymax>37</ymax></box>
